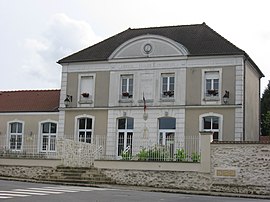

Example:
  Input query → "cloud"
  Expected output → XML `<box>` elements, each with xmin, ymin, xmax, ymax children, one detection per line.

<box><xmin>22</xmin><ymin>13</ymin><xmax>102</xmax><ymax>88</ymax></box>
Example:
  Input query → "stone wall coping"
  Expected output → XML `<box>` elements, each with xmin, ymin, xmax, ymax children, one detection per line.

<box><xmin>211</xmin><ymin>141</ymin><xmax>270</xmax><ymax>144</ymax></box>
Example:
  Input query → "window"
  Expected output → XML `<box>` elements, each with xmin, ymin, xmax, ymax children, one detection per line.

<box><xmin>121</xmin><ymin>75</ymin><xmax>133</xmax><ymax>99</ymax></box>
<box><xmin>9</xmin><ymin>122</ymin><xmax>23</xmax><ymax>150</ymax></box>
<box><xmin>204</xmin><ymin>71</ymin><xmax>220</xmax><ymax>99</ymax></box>
<box><xmin>203</xmin><ymin>116</ymin><xmax>220</xmax><ymax>141</ymax></box>
<box><xmin>158</xmin><ymin>117</ymin><xmax>176</xmax><ymax>158</ymax></box>
<box><xmin>117</xmin><ymin>117</ymin><xmax>133</xmax><ymax>156</ymax></box>
<box><xmin>41</xmin><ymin>122</ymin><xmax>57</xmax><ymax>152</ymax></box>
<box><xmin>79</xmin><ymin>74</ymin><xmax>95</xmax><ymax>103</ymax></box>
<box><xmin>161</xmin><ymin>74</ymin><xmax>174</xmax><ymax>98</ymax></box>
<box><xmin>78</xmin><ymin>118</ymin><xmax>92</xmax><ymax>143</ymax></box>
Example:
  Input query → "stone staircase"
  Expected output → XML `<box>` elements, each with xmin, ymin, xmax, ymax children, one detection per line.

<box><xmin>47</xmin><ymin>166</ymin><xmax>115</xmax><ymax>185</ymax></box>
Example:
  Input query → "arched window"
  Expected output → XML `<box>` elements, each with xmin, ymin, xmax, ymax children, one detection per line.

<box><xmin>200</xmin><ymin>113</ymin><xmax>223</xmax><ymax>141</ymax></box>
<box><xmin>117</xmin><ymin>117</ymin><xmax>134</xmax><ymax>156</ymax></box>
<box><xmin>78</xmin><ymin>117</ymin><xmax>92</xmax><ymax>143</ymax></box>
<box><xmin>9</xmin><ymin>122</ymin><xmax>23</xmax><ymax>151</ymax></box>
<box><xmin>41</xmin><ymin>122</ymin><xmax>57</xmax><ymax>152</ymax></box>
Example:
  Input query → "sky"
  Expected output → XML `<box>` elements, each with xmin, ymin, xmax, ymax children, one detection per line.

<box><xmin>0</xmin><ymin>0</ymin><xmax>269</xmax><ymax>94</ymax></box>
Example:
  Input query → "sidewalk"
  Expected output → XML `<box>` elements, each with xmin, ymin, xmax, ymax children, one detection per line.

<box><xmin>0</xmin><ymin>176</ymin><xmax>270</xmax><ymax>200</ymax></box>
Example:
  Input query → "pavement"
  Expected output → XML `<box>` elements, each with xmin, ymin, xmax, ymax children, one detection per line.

<box><xmin>0</xmin><ymin>176</ymin><xmax>270</xmax><ymax>200</ymax></box>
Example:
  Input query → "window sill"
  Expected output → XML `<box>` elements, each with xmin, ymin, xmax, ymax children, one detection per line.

<box><xmin>138</xmin><ymin>99</ymin><xmax>154</xmax><ymax>103</ymax></box>
<box><xmin>203</xmin><ymin>97</ymin><xmax>220</xmax><ymax>101</ymax></box>
<box><xmin>160</xmin><ymin>98</ymin><xmax>175</xmax><ymax>102</ymax></box>
<box><xmin>78</xmin><ymin>99</ymin><xmax>93</xmax><ymax>104</ymax></box>
<box><xmin>119</xmin><ymin>99</ymin><xmax>133</xmax><ymax>103</ymax></box>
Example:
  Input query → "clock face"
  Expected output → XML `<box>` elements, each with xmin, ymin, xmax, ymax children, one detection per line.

<box><xmin>143</xmin><ymin>43</ymin><xmax>152</xmax><ymax>54</ymax></box>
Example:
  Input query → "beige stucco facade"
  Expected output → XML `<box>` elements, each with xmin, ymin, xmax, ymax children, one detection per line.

<box><xmin>66</xmin><ymin>71</ymin><xmax>110</xmax><ymax>108</ymax></box>
<box><xmin>244</xmin><ymin>61</ymin><xmax>261</xmax><ymax>140</ymax></box>
<box><xmin>186</xmin><ymin>65</ymin><xmax>236</xmax><ymax>105</ymax></box>
<box><xmin>0</xmin><ymin>113</ymin><xmax>59</xmax><ymax>150</ymax></box>
<box><xmin>63</xmin><ymin>110</ymin><xmax>108</xmax><ymax>140</ymax></box>
<box><xmin>185</xmin><ymin>108</ymin><xmax>235</xmax><ymax>141</ymax></box>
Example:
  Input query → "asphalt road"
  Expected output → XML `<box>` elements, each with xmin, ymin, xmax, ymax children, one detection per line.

<box><xmin>0</xmin><ymin>180</ymin><xmax>269</xmax><ymax>202</ymax></box>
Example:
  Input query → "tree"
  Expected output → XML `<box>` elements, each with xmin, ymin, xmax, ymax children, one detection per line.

<box><xmin>261</xmin><ymin>80</ymin><xmax>270</xmax><ymax>135</ymax></box>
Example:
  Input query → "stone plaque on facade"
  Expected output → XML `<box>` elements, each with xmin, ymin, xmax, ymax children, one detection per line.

<box><xmin>215</xmin><ymin>168</ymin><xmax>237</xmax><ymax>178</ymax></box>
<box><xmin>140</xmin><ymin>73</ymin><xmax>154</xmax><ymax>99</ymax></box>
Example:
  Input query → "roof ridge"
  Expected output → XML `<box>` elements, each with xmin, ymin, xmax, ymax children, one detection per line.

<box><xmin>129</xmin><ymin>23</ymin><xmax>205</xmax><ymax>31</ymax></box>
<box><xmin>0</xmin><ymin>89</ymin><xmax>60</xmax><ymax>93</ymax></box>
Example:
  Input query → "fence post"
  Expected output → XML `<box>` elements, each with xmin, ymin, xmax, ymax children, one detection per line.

<box><xmin>199</xmin><ymin>131</ymin><xmax>212</xmax><ymax>173</ymax></box>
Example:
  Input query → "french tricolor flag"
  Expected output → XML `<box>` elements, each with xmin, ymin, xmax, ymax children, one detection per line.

<box><xmin>143</xmin><ymin>93</ymin><xmax>146</xmax><ymax>112</ymax></box>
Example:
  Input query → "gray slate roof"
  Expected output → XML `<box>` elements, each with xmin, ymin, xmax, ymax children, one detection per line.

<box><xmin>58</xmin><ymin>23</ymin><xmax>263</xmax><ymax>77</ymax></box>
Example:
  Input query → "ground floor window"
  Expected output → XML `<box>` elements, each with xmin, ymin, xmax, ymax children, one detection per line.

<box><xmin>117</xmin><ymin>117</ymin><xmax>133</xmax><ymax>156</ymax></box>
<box><xmin>9</xmin><ymin>122</ymin><xmax>23</xmax><ymax>151</ymax></box>
<box><xmin>158</xmin><ymin>117</ymin><xmax>176</xmax><ymax>158</ymax></box>
<box><xmin>202</xmin><ymin>115</ymin><xmax>220</xmax><ymax>141</ymax></box>
<box><xmin>78</xmin><ymin>117</ymin><xmax>92</xmax><ymax>143</ymax></box>
<box><xmin>41</xmin><ymin>122</ymin><xmax>57</xmax><ymax>152</ymax></box>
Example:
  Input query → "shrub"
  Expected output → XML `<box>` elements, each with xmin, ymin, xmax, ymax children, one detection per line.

<box><xmin>191</xmin><ymin>152</ymin><xmax>200</xmax><ymax>162</ymax></box>
<box><xmin>137</xmin><ymin>148</ymin><xmax>148</xmax><ymax>161</ymax></box>
<box><xmin>120</xmin><ymin>151</ymin><xmax>132</xmax><ymax>160</ymax></box>
<box><xmin>175</xmin><ymin>148</ymin><xmax>187</xmax><ymax>162</ymax></box>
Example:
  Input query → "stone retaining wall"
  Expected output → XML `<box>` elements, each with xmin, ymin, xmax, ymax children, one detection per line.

<box><xmin>0</xmin><ymin>165</ymin><xmax>55</xmax><ymax>180</ymax></box>
<box><xmin>102</xmin><ymin>169</ymin><xmax>211</xmax><ymax>191</ymax></box>
<box><xmin>211</xmin><ymin>143</ymin><xmax>270</xmax><ymax>195</ymax></box>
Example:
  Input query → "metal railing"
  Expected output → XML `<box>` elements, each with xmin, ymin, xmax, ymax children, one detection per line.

<box><xmin>0</xmin><ymin>135</ymin><xmax>200</xmax><ymax>163</ymax></box>
<box><xmin>100</xmin><ymin>135</ymin><xmax>200</xmax><ymax>162</ymax></box>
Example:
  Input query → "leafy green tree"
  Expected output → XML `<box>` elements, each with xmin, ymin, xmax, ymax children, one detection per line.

<box><xmin>261</xmin><ymin>81</ymin><xmax>270</xmax><ymax>135</ymax></box>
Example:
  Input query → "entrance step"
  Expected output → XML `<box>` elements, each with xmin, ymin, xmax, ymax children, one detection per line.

<box><xmin>48</xmin><ymin>166</ymin><xmax>115</xmax><ymax>185</ymax></box>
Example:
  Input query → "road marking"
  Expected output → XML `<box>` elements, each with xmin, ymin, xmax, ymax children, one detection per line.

<box><xmin>34</xmin><ymin>187</ymin><xmax>79</xmax><ymax>193</ymax></box>
<box><xmin>0</xmin><ymin>196</ymin><xmax>12</xmax><ymax>199</ymax></box>
<box><xmin>0</xmin><ymin>193</ymin><xmax>28</xmax><ymax>197</ymax></box>
<box><xmin>0</xmin><ymin>185</ymin><xmax>113</xmax><ymax>200</ymax></box>
<box><xmin>4</xmin><ymin>190</ymin><xmax>48</xmax><ymax>195</ymax></box>
<box><xmin>22</xmin><ymin>188</ymin><xmax>63</xmax><ymax>194</ymax></box>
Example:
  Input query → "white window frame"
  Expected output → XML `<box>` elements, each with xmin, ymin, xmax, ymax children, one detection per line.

<box><xmin>39</xmin><ymin>120</ymin><xmax>58</xmax><ymax>152</ymax></box>
<box><xmin>201</xmin><ymin>69</ymin><xmax>222</xmax><ymax>104</ymax></box>
<box><xmin>120</xmin><ymin>75</ymin><xmax>133</xmax><ymax>99</ymax></box>
<box><xmin>199</xmin><ymin>112</ymin><xmax>223</xmax><ymax>141</ymax></box>
<box><xmin>7</xmin><ymin>120</ymin><xmax>24</xmax><ymax>151</ymax></box>
<box><xmin>161</xmin><ymin>73</ymin><xmax>175</xmax><ymax>99</ymax></box>
<box><xmin>117</xmin><ymin>117</ymin><xmax>134</xmax><ymax>156</ymax></box>
<box><xmin>78</xmin><ymin>73</ymin><xmax>96</xmax><ymax>105</ymax></box>
<box><xmin>74</xmin><ymin>114</ymin><xmax>95</xmax><ymax>142</ymax></box>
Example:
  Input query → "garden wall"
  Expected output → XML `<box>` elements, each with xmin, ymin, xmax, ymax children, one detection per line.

<box><xmin>98</xmin><ymin>141</ymin><xmax>270</xmax><ymax>195</ymax></box>
<box><xmin>211</xmin><ymin>142</ymin><xmax>270</xmax><ymax>195</ymax></box>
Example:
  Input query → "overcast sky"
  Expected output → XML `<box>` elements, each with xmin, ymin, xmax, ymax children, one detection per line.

<box><xmin>0</xmin><ymin>0</ymin><xmax>269</xmax><ymax>93</ymax></box>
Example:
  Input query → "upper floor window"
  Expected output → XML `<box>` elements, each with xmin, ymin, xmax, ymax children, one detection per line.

<box><xmin>121</xmin><ymin>75</ymin><xmax>133</xmax><ymax>99</ymax></box>
<box><xmin>161</xmin><ymin>74</ymin><xmax>174</xmax><ymax>98</ymax></box>
<box><xmin>204</xmin><ymin>71</ymin><xmax>220</xmax><ymax>100</ymax></box>
<box><xmin>41</xmin><ymin>122</ymin><xmax>57</xmax><ymax>152</ymax></box>
<box><xmin>78</xmin><ymin>118</ymin><xmax>92</xmax><ymax>143</ymax></box>
<box><xmin>9</xmin><ymin>122</ymin><xmax>23</xmax><ymax>151</ymax></box>
<box><xmin>79</xmin><ymin>74</ymin><xmax>95</xmax><ymax>103</ymax></box>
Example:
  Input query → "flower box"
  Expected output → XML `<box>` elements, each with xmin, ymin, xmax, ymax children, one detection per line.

<box><xmin>81</xmin><ymin>93</ymin><xmax>90</xmax><ymax>98</ymax></box>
